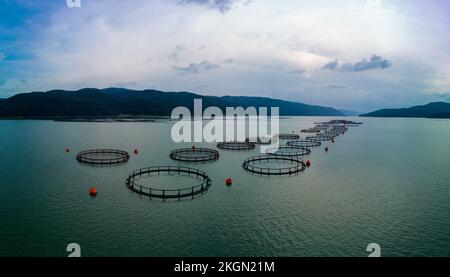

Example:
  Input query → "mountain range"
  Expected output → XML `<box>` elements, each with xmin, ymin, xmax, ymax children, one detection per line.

<box><xmin>0</xmin><ymin>88</ymin><xmax>344</xmax><ymax>118</ymax></box>
<box><xmin>360</xmin><ymin>102</ymin><xmax>450</xmax><ymax>118</ymax></box>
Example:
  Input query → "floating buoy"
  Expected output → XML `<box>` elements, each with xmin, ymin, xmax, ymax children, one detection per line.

<box><xmin>192</xmin><ymin>145</ymin><xmax>196</xmax><ymax>150</ymax></box>
<box><xmin>332</xmin><ymin>139</ymin><xmax>335</xmax><ymax>143</ymax></box>
<box><xmin>134</xmin><ymin>149</ymin><xmax>139</xmax><ymax>154</ymax></box>
<box><xmin>65</xmin><ymin>148</ymin><xmax>70</xmax><ymax>153</ymax></box>
<box><xmin>89</xmin><ymin>187</ymin><xmax>97</xmax><ymax>197</ymax></box>
<box><xmin>325</xmin><ymin>147</ymin><xmax>329</xmax><ymax>152</ymax></box>
<box><xmin>226</xmin><ymin>178</ymin><xmax>233</xmax><ymax>186</ymax></box>
<box><xmin>306</xmin><ymin>160</ymin><xmax>311</xmax><ymax>167</ymax></box>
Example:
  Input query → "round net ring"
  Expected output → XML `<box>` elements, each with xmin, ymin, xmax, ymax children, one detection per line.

<box><xmin>306</xmin><ymin>134</ymin><xmax>334</xmax><ymax>142</ymax></box>
<box><xmin>242</xmin><ymin>155</ymin><xmax>306</xmax><ymax>176</ymax></box>
<box><xmin>125</xmin><ymin>166</ymin><xmax>212</xmax><ymax>200</ymax></box>
<box><xmin>217</xmin><ymin>141</ymin><xmax>256</xmax><ymax>151</ymax></box>
<box><xmin>314</xmin><ymin>124</ymin><xmax>331</xmax><ymax>130</ymax></box>
<box><xmin>266</xmin><ymin>146</ymin><xmax>311</xmax><ymax>157</ymax></box>
<box><xmin>245</xmin><ymin>137</ymin><xmax>272</xmax><ymax>145</ymax></box>
<box><xmin>328</xmin><ymin>126</ymin><xmax>347</xmax><ymax>135</ymax></box>
<box><xmin>301</xmin><ymin>128</ymin><xmax>321</xmax><ymax>133</ymax></box>
<box><xmin>274</xmin><ymin>134</ymin><xmax>301</xmax><ymax>140</ymax></box>
<box><xmin>287</xmin><ymin>139</ymin><xmax>322</xmax><ymax>148</ymax></box>
<box><xmin>324</xmin><ymin>131</ymin><xmax>340</xmax><ymax>137</ymax></box>
<box><xmin>76</xmin><ymin>149</ymin><xmax>130</xmax><ymax>165</ymax></box>
<box><xmin>170</xmin><ymin>148</ymin><xmax>219</xmax><ymax>163</ymax></box>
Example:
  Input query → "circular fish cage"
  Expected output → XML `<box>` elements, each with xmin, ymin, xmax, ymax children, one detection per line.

<box><xmin>275</xmin><ymin>134</ymin><xmax>301</xmax><ymax>140</ymax></box>
<box><xmin>323</xmin><ymin>130</ymin><xmax>340</xmax><ymax>137</ymax></box>
<box><xmin>301</xmin><ymin>127</ymin><xmax>321</xmax><ymax>133</ymax></box>
<box><xmin>246</xmin><ymin>137</ymin><xmax>272</xmax><ymax>145</ymax></box>
<box><xmin>287</xmin><ymin>139</ymin><xmax>322</xmax><ymax>148</ymax></box>
<box><xmin>125</xmin><ymin>166</ymin><xmax>212</xmax><ymax>200</ymax></box>
<box><xmin>314</xmin><ymin>124</ymin><xmax>330</xmax><ymax>130</ymax></box>
<box><xmin>217</xmin><ymin>141</ymin><xmax>256</xmax><ymax>150</ymax></box>
<box><xmin>306</xmin><ymin>134</ymin><xmax>335</xmax><ymax>142</ymax></box>
<box><xmin>242</xmin><ymin>155</ymin><xmax>306</xmax><ymax>175</ymax></box>
<box><xmin>170</xmin><ymin>148</ymin><xmax>219</xmax><ymax>163</ymax></box>
<box><xmin>76</xmin><ymin>149</ymin><xmax>130</xmax><ymax>165</ymax></box>
<box><xmin>266</xmin><ymin>146</ymin><xmax>311</xmax><ymax>157</ymax></box>
<box><xmin>330</xmin><ymin>126</ymin><xmax>348</xmax><ymax>135</ymax></box>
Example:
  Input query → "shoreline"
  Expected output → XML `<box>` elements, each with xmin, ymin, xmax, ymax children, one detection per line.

<box><xmin>0</xmin><ymin>116</ymin><xmax>169</xmax><ymax>122</ymax></box>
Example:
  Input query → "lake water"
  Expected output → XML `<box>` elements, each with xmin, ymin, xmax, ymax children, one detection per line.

<box><xmin>0</xmin><ymin>117</ymin><xmax>449</xmax><ymax>257</ymax></box>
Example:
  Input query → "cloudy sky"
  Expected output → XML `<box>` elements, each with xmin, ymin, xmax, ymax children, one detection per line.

<box><xmin>0</xmin><ymin>0</ymin><xmax>449</xmax><ymax>112</ymax></box>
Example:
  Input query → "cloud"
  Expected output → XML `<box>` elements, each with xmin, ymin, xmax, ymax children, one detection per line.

<box><xmin>343</xmin><ymin>55</ymin><xmax>392</xmax><ymax>72</ymax></box>
<box><xmin>172</xmin><ymin>61</ymin><xmax>220</xmax><ymax>74</ymax></box>
<box><xmin>433</xmin><ymin>93</ymin><xmax>450</xmax><ymax>101</ymax></box>
<box><xmin>290</xmin><ymin>68</ymin><xmax>306</xmax><ymax>75</ymax></box>
<box><xmin>178</xmin><ymin>0</ymin><xmax>236</xmax><ymax>13</ymax></box>
<box><xmin>324</xmin><ymin>84</ymin><xmax>347</xmax><ymax>89</ymax></box>
<box><xmin>0</xmin><ymin>78</ymin><xmax>28</xmax><ymax>97</ymax></box>
<box><xmin>322</xmin><ymin>60</ymin><xmax>339</xmax><ymax>71</ymax></box>
<box><xmin>169</xmin><ymin>45</ymin><xmax>185</xmax><ymax>61</ymax></box>
<box><xmin>191</xmin><ymin>84</ymin><xmax>209</xmax><ymax>90</ymax></box>
<box><xmin>322</xmin><ymin>55</ymin><xmax>392</xmax><ymax>72</ymax></box>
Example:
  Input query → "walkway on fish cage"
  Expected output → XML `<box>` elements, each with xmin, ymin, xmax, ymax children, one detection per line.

<box><xmin>125</xmin><ymin>166</ymin><xmax>212</xmax><ymax>200</ymax></box>
<box><xmin>76</xmin><ymin>149</ymin><xmax>130</xmax><ymax>165</ymax></box>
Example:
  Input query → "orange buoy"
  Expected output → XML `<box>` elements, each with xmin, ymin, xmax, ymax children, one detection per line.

<box><xmin>134</xmin><ymin>149</ymin><xmax>139</xmax><ymax>154</ymax></box>
<box><xmin>89</xmin><ymin>187</ymin><xmax>97</xmax><ymax>196</ymax></box>
<box><xmin>325</xmin><ymin>146</ymin><xmax>329</xmax><ymax>152</ymax></box>
<box><xmin>306</xmin><ymin>160</ymin><xmax>311</xmax><ymax>167</ymax></box>
<box><xmin>65</xmin><ymin>148</ymin><xmax>70</xmax><ymax>153</ymax></box>
<box><xmin>226</xmin><ymin>178</ymin><xmax>233</xmax><ymax>186</ymax></box>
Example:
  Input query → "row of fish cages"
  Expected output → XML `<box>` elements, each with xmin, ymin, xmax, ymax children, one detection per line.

<box><xmin>72</xmin><ymin>120</ymin><xmax>362</xmax><ymax>201</ymax></box>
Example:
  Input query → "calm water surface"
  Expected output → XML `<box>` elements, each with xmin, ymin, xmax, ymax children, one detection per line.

<box><xmin>0</xmin><ymin>117</ymin><xmax>449</xmax><ymax>256</ymax></box>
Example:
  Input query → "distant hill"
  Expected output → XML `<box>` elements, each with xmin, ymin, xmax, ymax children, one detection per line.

<box><xmin>360</xmin><ymin>102</ymin><xmax>450</xmax><ymax>118</ymax></box>
<box><xmin>0</xmin><ymin>88</ymin><xmax>344</xmax><ymax>118</ymax></box>
<box><xmin>428</xmin><ymin>112</ymin><xmax>450</xmax><ymax>118</ymax></box>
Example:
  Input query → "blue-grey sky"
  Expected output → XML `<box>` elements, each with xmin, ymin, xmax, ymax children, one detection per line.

<box><xmin>0</xmin><ymin>0</ymin><xmax>449</xmax><ymax>112</ymax></box>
